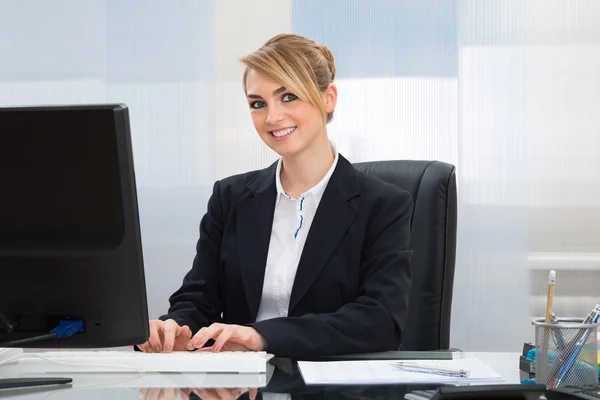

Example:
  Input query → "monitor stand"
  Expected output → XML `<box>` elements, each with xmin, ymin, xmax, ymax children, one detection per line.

<box><xmin>0</xmin><ymin>377</ymin><xmax>72</xmax><ymax>389</ymax></box>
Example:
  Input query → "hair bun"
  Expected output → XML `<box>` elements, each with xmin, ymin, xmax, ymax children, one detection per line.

<box><xmin>317</xmin><ymin>43</ymin><xmax>336</xmax><ymax>81</ymax></box>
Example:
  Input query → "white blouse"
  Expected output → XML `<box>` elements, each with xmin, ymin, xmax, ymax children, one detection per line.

<box><xmin>255</xmin><ymin>145</ymin><xmax>339</xmax><ymax>322</ymax></box>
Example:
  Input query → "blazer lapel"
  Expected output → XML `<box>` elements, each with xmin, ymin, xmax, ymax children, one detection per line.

<box><xmin>236</xmin><ymin>163</ymin><xmax>277</xmax><ymax>322</ymax></box>
<box><xmin>288</xmin><ymin>156</ymin><xmax>362</xmax><ymax>314</ymax></box>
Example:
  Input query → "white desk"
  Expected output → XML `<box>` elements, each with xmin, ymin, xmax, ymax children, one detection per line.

<box><xmin>0</xmin><ymin>352</ymin><xmax>523</xmax><ymax>399</ymax></box>
<box><xmin>455</xmin><ymin>352</ymin><xmax>523</xmax><ymax>384</ymax></box>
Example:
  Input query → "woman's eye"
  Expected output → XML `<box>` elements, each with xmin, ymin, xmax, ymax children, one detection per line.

<box><xmin>250</xmin><ymin>101</ymin><xmax>266</xmax><ymax>109</ymax></box>
<box><xmin>282</xmin><ymin>93</ymin><xmax>297</xmax><ymax>102</ymax></box>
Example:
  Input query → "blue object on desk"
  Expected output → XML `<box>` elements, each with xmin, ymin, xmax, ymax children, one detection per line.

<box><xmin>526</xmin><ymin>349</ymin><xmax>535</xmax><ymax>361</ymax></box>
<box><xmin>526</xmin><ymin>348</ymin><xmax>562</xmax><ymax>363</ymax></box>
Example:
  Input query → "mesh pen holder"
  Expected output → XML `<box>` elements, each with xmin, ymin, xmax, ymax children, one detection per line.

<box><xmin>532</xmin><ymin>318</ymin><xmax>599</xmax><ymax>388</ymax></box>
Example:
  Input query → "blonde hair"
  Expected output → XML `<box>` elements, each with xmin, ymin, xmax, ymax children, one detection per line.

<box><xmin>240</xmin><ymin>33</ymin><xmax>337</xmax><ymax>123</ymax></box>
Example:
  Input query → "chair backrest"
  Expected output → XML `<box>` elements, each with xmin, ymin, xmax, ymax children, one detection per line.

<box><xmin>353</xmin><ymin>160</ymin><xmax>457</xmax><ymax>350</ymax></box>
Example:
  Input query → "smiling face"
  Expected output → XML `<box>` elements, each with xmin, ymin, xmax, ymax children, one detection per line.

<box><xmin>245</xmin><ymin>68</ymin><xmax>335</xmax><ymax>158</ymax></box>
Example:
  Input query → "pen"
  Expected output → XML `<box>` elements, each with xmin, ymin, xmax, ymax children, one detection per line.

<box><xmin>545</xmin><ymin>270</ymin><xmax>556</xmax><ymax>324</ymax></box>
<box><xmin>550</xmin><ymin>312</ymin><xmax>566</xmax><ymax>350</ymax></box>
<box><xmin>393</xmin><ymin>362</ymin><xmax>470</xmax><ymax>378</ymax></box>
<box><xmin>581</xmin><ymin>304</ymin><xmax>600</xmax><ymax>324</ymax></box>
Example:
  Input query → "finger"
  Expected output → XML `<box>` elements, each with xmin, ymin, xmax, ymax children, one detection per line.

<box><xmin>163</xmin><ymin>387</ymin><xmax>179</xmax><ymax>400</ymax></box>
<box><xmin>136</xmin><ymin>334</ymin><xmax>151</xmax><ymax>353</ymax></box>
<box><xmin>195</xmin><ymin>346</ymin><xmax>214</xmax><ymax>352</ymax></box>
<box><xmin>180</xmin><ymin>324</ymin><xmax>192</xmax><ymax>339</ymax></box>
<box><xmin>188</xmin><ymin>326</ymin><xmax>214</xmax><ymax>350</ymax></box>
<box><xmin>189</xmin><ymin>389</ymin><xmax>203</xmax><ymax>400</ymax></box>
<box><xmin>138</xmin><ymin>388</ymin><xmax>150</xmax><ymax>400</ymax></box>
<box><xmin>179</xmin><ymin>388</ymin><xmax>193</xmax><ymax>400</ymax></box>
<box><xmin>221</xmin><ymin>342</ymin><xmax>238</xmax><ymax>352</ymax></box>
<box><xmin>162</xmin><ymin>319</ymin><xmax>179</xmax><ymax>353</ymax></box>
<box><xmin>249</xmin><ymin>388</ymin><xmax>258</xmax><ymax>400</ymax></box>
<box><xmin>148</xmin><ymin>388</ymin><xmax>162</xmax><ymax>400</ymax></box>
<box><xmin>212</xmin><ymin>326</ymin><xmax>235</xmax><ymax>352</ymax></box>
<box><xmin>187</xmin><ymin>327</ymin><xmax>206</xmax><ymax>350</ymax></box>
<box><xmin>196</xmin><ymin>388</ymin><xmax>218</xmax><ymax>400</ymax></box>
<box><xmin>148</xmin><ymin>321</ymin><xmax>162</xmax><ymax>353</ymax></box>
<box><xmin>175</xmin><ymin>325</ymin><xmax>192</xmax><ymax>350</ymax></box>
<box><xmin>215</xmin><ymin>387</ymin><xmax>240</xmax><ymax>400</ymax></box>
<box><xmin>188</xmin><ymin>323</ymin><xmax>225</xmax><ymax>350</ymax></box>
<box><xmin>138</xmin><ymin>340</ymin><xmax>152</xmax><ymax>353</ymax></box>
<box><xmin>174</xmin><ymin>325</ymin><xmax>192</xmax><ymax>351</ymax></box>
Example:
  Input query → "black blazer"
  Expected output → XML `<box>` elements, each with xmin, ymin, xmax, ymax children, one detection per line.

<box><xmin>160</xmin><ymin>154</ymin><xmax>413</xmax><ymax>358</ymax></box>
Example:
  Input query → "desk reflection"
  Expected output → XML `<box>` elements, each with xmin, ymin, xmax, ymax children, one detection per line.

<box><xmin>137</xmin><ymin>387</ymin><xmax>257</xmax><ymax>400</ymax></box>
<box><xmin>0</xmin><ymin>357</ymin><xmax>449</xmax><ymax>399</ymax></box>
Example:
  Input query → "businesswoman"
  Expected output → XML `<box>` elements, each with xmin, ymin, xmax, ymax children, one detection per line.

<box><xmin>137</xmin><ymin>33</ymin><xmax>413</xmax><ymax>358</ymax></box>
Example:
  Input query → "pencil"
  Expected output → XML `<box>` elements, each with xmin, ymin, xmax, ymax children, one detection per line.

<box><xmin>546</xmin><ymin>270</ymin><xmax>556</xmax><ymax>323</ymax></box>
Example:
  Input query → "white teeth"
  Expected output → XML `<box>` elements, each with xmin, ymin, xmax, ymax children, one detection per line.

<box><xmin>272</xmin><ymin>127</ymin><xmax>296</xmax><ymax>137</ymax></box>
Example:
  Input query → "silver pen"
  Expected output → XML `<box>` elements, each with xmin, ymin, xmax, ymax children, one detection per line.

<box><xmin>550</xmin><ymin>312</ymin><xmax>566</xmax><ymax>350</ymax></box>
<box><xmin>582</xmin><ymin>304</ymin><xmax>600</xmax><ymax>324</ymax></box>
<box><xmin>393</xmin><ymin>362</ymin><xmax>470</xmax><ymax>378</ymax></box>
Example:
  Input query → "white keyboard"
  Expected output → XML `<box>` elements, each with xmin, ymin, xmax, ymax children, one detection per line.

<box><xmin>6</xmin><ymin>350</ymin><xmax>274</xmax><ymax>374</ymax></box>
<box><xmin>0</xmin><ymin>347</ymin><xmax>23</xmax><ymax>364</ymax></box>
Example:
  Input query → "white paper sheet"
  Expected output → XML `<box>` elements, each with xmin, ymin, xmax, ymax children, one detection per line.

<box><xmin>297</xmin><ymin>359</ymin><xmax>505</xmax><ymax>385</ymax></box>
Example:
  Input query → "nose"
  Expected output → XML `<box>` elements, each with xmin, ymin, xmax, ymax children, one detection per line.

<box><xmin>265</xmin><ymin>103</ymin><xmax>284</xmax><ymax>124</ymax></box>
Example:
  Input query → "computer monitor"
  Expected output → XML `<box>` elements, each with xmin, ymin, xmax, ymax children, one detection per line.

<box><xmin>0</xmin><ymin>104</ymin><xmax>149</xmax><ymax>349</ymax></box>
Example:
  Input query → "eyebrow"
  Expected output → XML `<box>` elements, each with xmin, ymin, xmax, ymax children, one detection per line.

<box><xmin>247</xmin><ymin>86</ymin><xmax>287</xmax><ymax>99</ymax></box>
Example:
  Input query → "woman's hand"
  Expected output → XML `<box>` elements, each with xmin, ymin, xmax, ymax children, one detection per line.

<box><xmin>137</xmin><ymin>319</ymin><xmax>192</xmax><ymax>353</ymax></box>
<box><xmin>187</xmin><ymin>323</ymin><xmax>266</xmax><ymax>352</ymax></box>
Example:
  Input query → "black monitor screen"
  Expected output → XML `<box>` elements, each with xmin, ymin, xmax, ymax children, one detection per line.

<box><xmin>0</xmin><ymin>109</ymin><xmax>124</xmax><ymax>250</ymax></box>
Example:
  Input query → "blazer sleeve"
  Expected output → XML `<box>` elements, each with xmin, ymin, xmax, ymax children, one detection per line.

<box><xmin>250</xmin><ymin>189</ymin><xmax>413</xmax><ymax>358</ymax></box>
<box><xmin>158</xmin><ymin>180</ymin><xmax>225</xmax><ymax>334</ymax></box>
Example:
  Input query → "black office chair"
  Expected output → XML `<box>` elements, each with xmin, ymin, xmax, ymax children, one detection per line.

<box><xmin>353</xmin><ymin>160</ymin><xmax>457</xmax><ymax>351</ymax></box>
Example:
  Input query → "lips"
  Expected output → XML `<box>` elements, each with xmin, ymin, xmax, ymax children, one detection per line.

<box><xmin>271</xmin><ymin>126</ymin><xmax>296</xmax><ymax>137</ymax></box>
